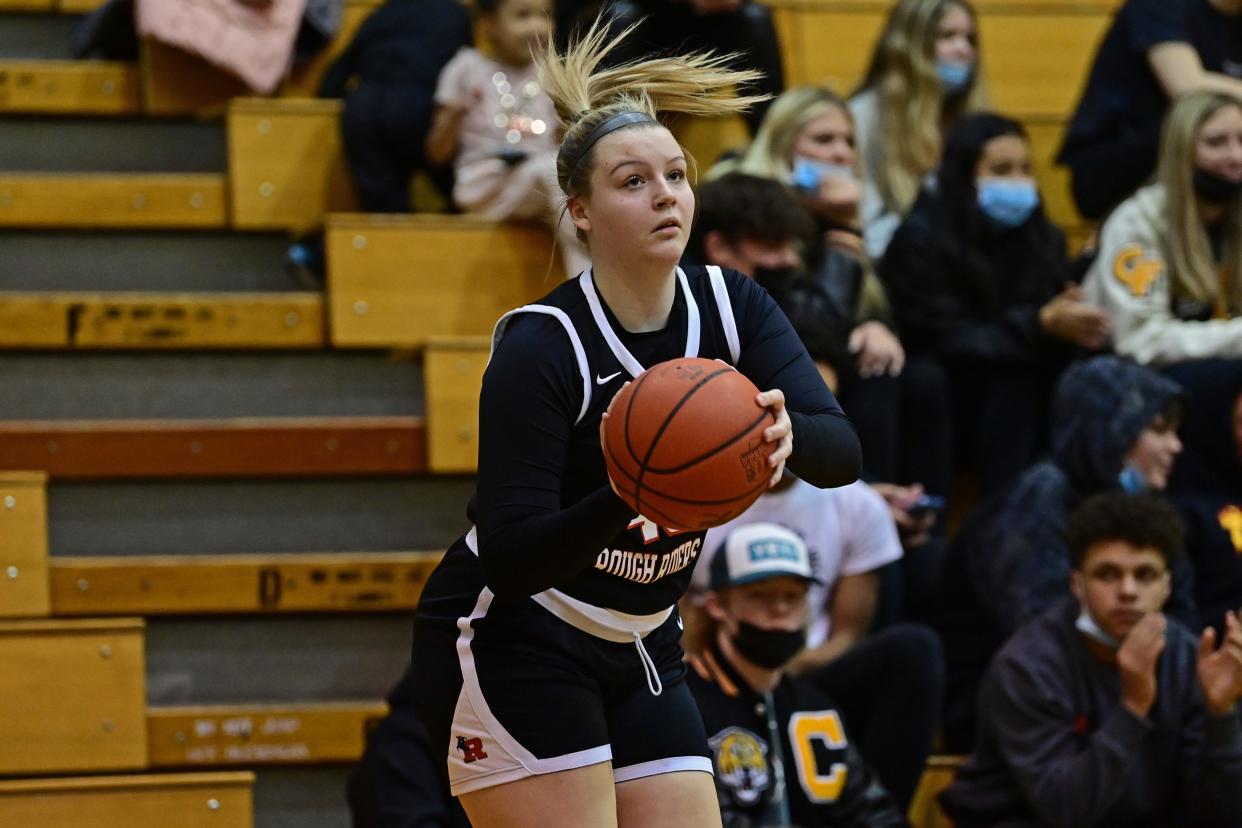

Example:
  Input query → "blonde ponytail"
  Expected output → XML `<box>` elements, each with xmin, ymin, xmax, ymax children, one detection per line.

<box><xmin>535</xmin><ymin>16</ymin><xmax>769</xmax><ymax>197</ymax></box>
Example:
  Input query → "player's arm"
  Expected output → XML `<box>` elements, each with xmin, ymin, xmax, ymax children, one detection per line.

<box><xmin>474</xmin><ymin>316</ymin><xmax>633</xmax><ymax>598</ymax></box>
<box><xmin>729</xmin><ymin>271</ymin><xmax>862</xmax><ymax>489</ymax></box>
<box><xmin>1148</xmin><ymin>42</ymin><xmax>1242</xmax><ymax>100</ymax></box>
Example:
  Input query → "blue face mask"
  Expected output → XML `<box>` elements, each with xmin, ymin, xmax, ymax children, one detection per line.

<box><xmin>936</xmin><ymin>60</ymin><xmax>974</xmax><ymax>94</ymax></box>
<box><xmin>1118</xmin><ymin>463</ymin><xmax>1148</xmax><ymax>494</ymax></box>
<box><xmin>791</xmin><ymin>157</ymin><xmax>856</xmax><ymax>195</ymax></box>
<box><xmin>976</xmin><ymin>178</ymin><xmax>1040</xmax><ymax>228</ymax></box>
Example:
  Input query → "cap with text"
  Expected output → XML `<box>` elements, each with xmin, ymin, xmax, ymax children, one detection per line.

<box><xmin>709</xmin><ymin>522</ymin><xmax>821</xmax><ymax>590</ymax></box>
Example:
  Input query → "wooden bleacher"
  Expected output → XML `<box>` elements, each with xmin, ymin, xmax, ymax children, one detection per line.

<box><xmin>0</xmin><ymin>471</ymin><xmax>49</xmax><ymax>617</ymax></box>
<box><xmin>0</xmin><ymin>292</ymin><xmax>324</xmax><ymax>349</ymax></box>
<box><xmin>0</xmin><ymin>173</ymin><xmax>226</xmax><ymax>229</ymax></box>
<box><xmin>50</xmin><ymin>551</ymin><xmax>441</xmax><ymax>615</ymax></box>
<box><xmin>326</xmin><ymin>213</ymin><xmax>561</xmax><ymax>348</ymax></box>
<box><xmin>0</xmin><ymin>772</ymin><xmax>255</xmax><ymax>828</ymax></box>
<box><xmin>424</xmin><ymin>337</ymin><xmax>489</xmax><ymax>474</ymax></box>
<box><xmin>908</xmin><ymin>755</ymin><xmax>966</xmax><ymax>828</ymax></box>
<box><xmin>0</xmin><ymin>417</ymin><xmax>427</xmax><ymax>479</ymax></box>
<box><xmin>0</xmin><ymin>60</ymin><xmax>139</xmax><ymax>115</ymax></box>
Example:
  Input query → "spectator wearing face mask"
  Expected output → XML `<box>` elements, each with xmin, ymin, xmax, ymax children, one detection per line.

<box><xmin>705</xmin><ymin>96</ymin><xmax>952</xmax><ymax>500</ymax></box>
<box><xmin>849</xmin><ymin>0</ymin><xmax>988</xmax><ymax>259</ymax></box>
<box><xmin>880</xmin><ymin>113</ymin><xmax>1111</xmax><ymax>496</ymax></box>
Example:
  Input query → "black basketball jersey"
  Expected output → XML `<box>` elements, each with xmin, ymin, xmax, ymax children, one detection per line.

<box><xmin>469</xmin><ymin>265</ymin><xmax>743</xmax><ymax>615</ymax></box>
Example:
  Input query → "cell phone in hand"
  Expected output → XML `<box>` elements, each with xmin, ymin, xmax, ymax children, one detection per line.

<box><xmin>907</xmin><ymin>494</ymin><xmax>946</xmax><ymax>518</ymax></box>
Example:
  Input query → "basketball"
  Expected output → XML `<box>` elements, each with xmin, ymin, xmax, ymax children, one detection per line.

<box><xmin>602</xmin><ymin>357</ymin><xmax>777</xmax><ymax>531</ymax></box>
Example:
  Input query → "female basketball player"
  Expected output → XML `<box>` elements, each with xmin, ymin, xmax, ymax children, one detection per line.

<box><xmin>411</xmin><ymin>20</ymin><xmax>862</xmax><ymax>828</ymax></box>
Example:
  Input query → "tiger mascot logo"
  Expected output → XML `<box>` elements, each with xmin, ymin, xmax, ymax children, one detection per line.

<box><xmin>709</xmin><ymin>727</ymin><xmax>771</xmax><ymax>805</ymax></box>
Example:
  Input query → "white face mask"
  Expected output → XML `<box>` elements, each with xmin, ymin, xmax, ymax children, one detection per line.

<box><xmin>1075</xmin><ymin>609</ymin><xmax>1122</xmax><ymax>650</ymax></box>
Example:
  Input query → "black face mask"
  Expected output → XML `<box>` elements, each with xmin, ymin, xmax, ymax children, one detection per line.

<box><xmin>1193</xmin><ymin>167</ymin><xmax>1242</xmax><ymax>204</ymax></box>
<box><xmin>732</xmin><ymin>620</ymin><xmax>806</xmax><ymax>669</ymax></box>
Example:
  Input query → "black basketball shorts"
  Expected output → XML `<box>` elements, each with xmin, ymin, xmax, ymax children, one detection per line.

<box><xmin>412</xmin><ymin>545</ymin><xmax>712</xmax><ymax>796</ymax></box>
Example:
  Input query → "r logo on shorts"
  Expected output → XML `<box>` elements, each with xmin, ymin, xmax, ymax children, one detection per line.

<box><xmin>457</xmin><ymin>736</ymin><xmax>488</xmax><ymax>763</ymax></box>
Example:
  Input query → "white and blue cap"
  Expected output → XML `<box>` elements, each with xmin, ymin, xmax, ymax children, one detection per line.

<box><xmin>709</xmin><ymin>522</ymin><xmax>821</xmax><ymax>590</ymax></box>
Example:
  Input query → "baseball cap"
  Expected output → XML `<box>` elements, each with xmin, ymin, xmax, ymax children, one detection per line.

<box><xmin>708</xmin><ymin>522</ymin><xmax>821</xmax><ymax>590</ymax></box>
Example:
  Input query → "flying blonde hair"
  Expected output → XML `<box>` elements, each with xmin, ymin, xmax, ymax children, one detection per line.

<box><xmin>535</xmin><ymin>17</ymin><xmax>768</xmax><ymax>200</ymax></box>
<box><xmin>707</xmin><ymin>86</ymin><xmax>853</xmax><ymax>184</ymax></box>
<box><xmin>1157</xmin><ymin>90</ymin><xmax>1242</xmax><ymax>315</ymax></box>
<box><xmin>854</xmin><ymin>0</ymin><xmax>987</xmax><ymax>214</ymax></box>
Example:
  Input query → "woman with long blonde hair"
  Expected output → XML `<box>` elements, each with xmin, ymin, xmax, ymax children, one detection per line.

<box><xmin>1085</xmin><ymin>90</ymin><xmax>1242</xmax><ymax>366</ymax></box>
<box><xmin>409</xmin><ymin>19</ymin><xmax>861</xmax><ymax>828</ymax></box>
<box><xmin>849</xmin><ymin>0</ymin><xmax>987</xmax><ymax>257</ymax></box>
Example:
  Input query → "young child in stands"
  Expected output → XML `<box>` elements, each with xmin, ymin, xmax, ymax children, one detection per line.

<box><xmin>426</xmin><ymin>0</ymin><xmax>589</xmax><ymax>275</ymax></box>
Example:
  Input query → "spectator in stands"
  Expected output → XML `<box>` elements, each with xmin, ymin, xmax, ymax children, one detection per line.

<box><xmin>849</xmin><ymin>0</ymin><xmax>987</xmax><ymax>258</ymax></box>
<box><xmin>881</xmin><ymin>113</ymin><xmax>1110</xmax><ymax>495</ymax></box>
<box><xmin>706</xmin><ymin>98</ymin><xmax>953</xmax><ymax>498</ymax></box>
<box><xmin>688</xmin><ymin>522</ymin><xmax>907</xmax><ymax>827</ymax></box>
<box><xmin>1058</xmin><ymin>0</ymin><xmax>1242</xmax><ymax>221</ymax></box>
<box><xmin>320</xmin><ymin>0</ymin><xmax>472</xmax><ymax>212</ymax></box>
<box><xmin>1169</xmin><ymin>360</ymin><xmax>1242</xmax><ymax>633</ymax></box>
<box><xmin>689</xmin><ymin>470</ymin><xmax>944</xmax><ymax>811</ymax></box>
<box><xmin>1084</xmin><ymin>91</ymin><xmax>1242</xmax><ymax>367</ymax></box>
<box><xmin>940</xmin><ymin>492</ymin><xmax>1242</xmax><ymax>828</ymax></box>
<box><xmin>938</xmin><ymin>356</ymin><xmax>1189</xmax><ymax>749</ymax></box>
<box><xmin>557</xmin><ymin>0</ymin><xmax>783</xmax><ymax>134</ymax></box>
<box><xmin>426</xmin><ymin>0</ymin><xmax>589</xmax><ymax>276</ymax></box>
<box><xmin>346</xmin><ymin>668</ymin><xmax>470</xmax><ymax>828</ymax></box>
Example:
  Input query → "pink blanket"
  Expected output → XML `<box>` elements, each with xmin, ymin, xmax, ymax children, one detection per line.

<box><xmin>136</xmin><ymin>0</ymin><xmax>307</xmax><ymax>94</ymax></box>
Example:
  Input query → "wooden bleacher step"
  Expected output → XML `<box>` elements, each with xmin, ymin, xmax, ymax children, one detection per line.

<box><xmin>0</xmin><ymin>772</ymin><xmax>254</xmax><ymax>828</ymax></box>
<box><xmin>0</xmin><ymin>470</ymin><xmax>48</xmax><ymax>618</ymax></box>
<box><xmin>0</xmin><ymin>618</ymin><xmax>146</xmax><ymax>774</ymax></box>
<box><xmin>424</xmin><ymin>337</ymin><xmax>488</xmax><ymax>474</ymax></box>
<box><xmin>147</xmin><ymin>702</ymin><xmax>387</xmax><ymax>768</ymax></box>
<box><xmin>0</xmin><ymin>60</ymin><xmax>139</xmax><ymax>115</ymax></box>
<box><xmin>227</xmin><ymin>98</ymin><xmax>356</xmax><ymax>232</ymax></box>
<box><xmin>0</xmin><ymin>417</ymin><xmax>426</xmax><ymax>479</ymax></box>
<box><xmin>326</xmin><ymin>214</ymin><xmax>560</xmax><ymax>348</ymax></box>
<box><xmin>0</xmin><ymin>291</ymin><xmax>324</xmax><ymax>349</ymax></box>
<box><xmin>0</xmin><ymin>174</ymin><xmax>226</xmax><ymax>229</ymax></box>
<box><xmin>907</xmin><ymin>754</ymin><xmax>966</xmax><ymax>828</ymax></box>
<box><xmin>50</xmin><ymin>551</ymin><xmax>442</xmax><ymax>615</ymax></box>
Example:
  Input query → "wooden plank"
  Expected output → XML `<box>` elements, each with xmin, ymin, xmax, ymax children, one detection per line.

<box><xmin>327</xmin><ymin>214</ymin><xmax>559</xmax><ymax>348</ymax></box>
<box><xmin>147</xmin><ymin>702</ymin><xmax>388</xmax><ymax>767</ymax></box>
<box><xmin>0</xmin><ymin>618</ymin><xmax>146</xmax><ymax>774</ymax></box>
<box><xmin>907</xmin><ymin>755</ymin><xmax>966</xmax><ymax>828</ymax></box>
<box><xmin>0</xmin><ymin>470</ymin><xmax>49</xmax><ymax>618</ymax></box>
<box><xmin>0</xmin><ymin>417</ymin><xmax>427</xmax><ymax>480</ymax></box>
<box><xmin>0</xmin><ymin>292</ymin><xmax>324</xmax><ymax>350</ymax></box>
<box><xmin>56</xmin><ymin>0</ymin><xmax>102</xmax><ymax>10</ymax></box>
<box><xmin>140</xmin><ymin>1</ymin><xmax>382</xmax><ymax>117</ymax></box>
<box><xmin>228</xmin><ymin>98</ymin><xmax>357</xmax><ymax>232</ymax></box>
<box><xmin>424</xmin><ymin>338</ymin><xmax>488</xmax><ymax>474</ymax></box>
<box><xmin>0</xmin><ymin>0</ymin><xmax>54</xmax><ymax>10</ymax></box>
<box><xmin>0</xmin><ymin>772</ymin><xmax>253</xmax><ymax>828</ymax></box>
<box><xmin>1027</xmin><ymin>117</ymin><xmax>1084</xmax><ymax>231</ymax></box>
<box><xmin>0</xmin><ymin>174</ymin><xmax>227</xmax><ymax>229</ymax></box>
<box><xmin>50</xmin><ymin>551</ymin><xmax>443</xmax><ymax>615</ymax></box>
<box><xmin>0</xmin><ymin>61</ymin><xmax>140</xmax><ymax>116</ymax></box>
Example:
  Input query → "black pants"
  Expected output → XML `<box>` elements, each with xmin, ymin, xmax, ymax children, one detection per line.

<box><xmin>802</xmin><ymin>624</ymin><xmax>945</xmax><ymax>811</ymax></box>
<box><xmin>593</xmin><ymin>0</ymin><xmax>784</xmax><ymax>134</ymax></box>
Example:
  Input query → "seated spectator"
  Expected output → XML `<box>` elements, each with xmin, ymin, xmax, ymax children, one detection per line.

<box><xmin>705</xmin><ymin>121</ymin><xmax>950</xmax><ymax>495</ymax></box>
<box><xmin>319</xmin><ymin>0</ymin><xmax>473</xmax><ymax>212</ymax></box>
<box><xmin>688</xmin><ymin>522</ymin><xmax>907</xmax><ymax>827</ymax></box>
<box><xmin>1058</xmin><ymin>0</ymin><xmax>1242</xmax><ymax>221</ymax></box>
<box><xmin>850</xmin><ymin>0</ymin><xmax>987</xmax><ymax>258</ymax></box>
<box><xmin>940</xmin><ymin>492</ymin><xmax>1242</xmax><ymax>828</ymax></box>
<box><xmin>939</xmin><ymin>356</ymin><xmax>1189</xmax><ymax>749</ymax></box>
<box><xmin>1169</xmin><ymin>360</ymin><xmax>1242</xmax><ymax>632</ymax></box>
<box><xmin>881</xmin><ymin>113</ymin><xmax>1110</xmax><ymax>495</ymax></box>
<box><xmin>689</xmin><ymin>472</ymin><xmax>944</xmax><ymax>811</ymax></box>
<box><xmin>1084</xmin><ymin>91</ymin><xmax>1242</xmax><ymax>367</ymax></box>
<box><xmin>426</xmin><ymin>0</ymin><xmax>589</xmax><ymax>275</ymax></box>
<box><xmin>346</xmin><ymin>668</ymin><xmax>470</xmax><ymax>828</ymax></box>
<box><xmin>559</xmin><ymin>0</ymin><xmax>783</xmax><ymax>134</ymax></box>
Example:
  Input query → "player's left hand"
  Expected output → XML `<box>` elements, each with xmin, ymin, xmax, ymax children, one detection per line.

<box><xmin>757</xmin><ymin>388</ymin><xmax>792</xmax><ymax>488</ymax></box>
<box><xmin>1198</xmin><ymin>610</ymin><xmax>1242</xmax><ymax>717</ymax></box>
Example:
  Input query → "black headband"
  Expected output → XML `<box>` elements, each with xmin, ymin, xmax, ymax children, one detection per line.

<box><xmin>563</xmin><ymin>110</ymin><xmax>658</xmax><ymax>180</ymax></box>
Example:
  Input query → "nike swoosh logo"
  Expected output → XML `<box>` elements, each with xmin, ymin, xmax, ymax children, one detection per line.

<box><xmin>596</xmin><ymin>371</ymin><xmax>623</xmax><ymax>385</ymax></box>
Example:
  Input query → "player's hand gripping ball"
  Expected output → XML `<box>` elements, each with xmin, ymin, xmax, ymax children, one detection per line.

<box><xmin>601</xmin><ymin>357</ymin><xmax>777</xmax><ymax>531</ymax></box>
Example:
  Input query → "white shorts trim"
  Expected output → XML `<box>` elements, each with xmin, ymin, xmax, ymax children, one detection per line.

<box><xmin>449</xmin><ymin>585</ymin><xmax>614</xmax><ymax>796</ymax></box>
<box><xmin>613</xmin><ymin>756</ymin><xmax>714</xmax><ymax>784</ymax></box>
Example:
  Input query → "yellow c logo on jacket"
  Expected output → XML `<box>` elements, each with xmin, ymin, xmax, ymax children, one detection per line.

<box><xmin>1219</xmin><ymin>505</ymin><xmax>1242</xmax><ymax>554</ymax></box>
<box><xmin>788</xmin><ymin>711</ymin><xmax>849</xmax><ymax>803</ymax></box>
<box><xmin>1113</xmin><ymin>245</ymin><xmax>1165</xmax><ymax>297</ymax></box>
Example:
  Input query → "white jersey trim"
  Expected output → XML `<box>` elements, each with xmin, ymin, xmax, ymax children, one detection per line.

<box><xmin>706</xmin><ymin>265</ymin><xmax>741</xmax><ymax>365</ymax></box>
<box><xmin>491</xmin><ymin>304</ymin><xmax>592</xmax><ymax>425</ymax></box>
<box><xmin>579</xmin><ymin>267</ymin><xmax>701</xmax><ymax>379</ymax></box>
<box><xmin>613</xmin><ymin>755</ymin><xmax>714</xmax><ymax>783</ymax></box>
